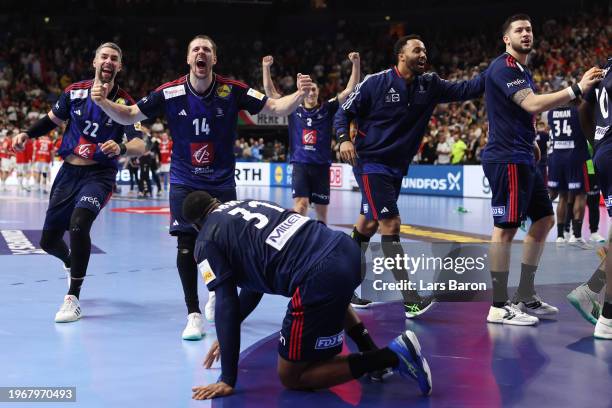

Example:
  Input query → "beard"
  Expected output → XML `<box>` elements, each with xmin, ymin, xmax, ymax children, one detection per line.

<box><xmin>511</xmin><ymin>40</ymin><xmax>532</xmax><ymax>55</ymax></box>
<box><xmin>97</xmin><ymin>69</ymin><xmax>116</xmax><ymax>84</ymax></box>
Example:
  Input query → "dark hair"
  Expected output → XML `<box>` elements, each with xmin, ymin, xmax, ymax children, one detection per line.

<box><xmin>95</xmin><ymin>42</ymin><xmax>122</xmax><ymax>60</ymax></box>
<box><xmin>502</xmin><ymin>14</ymin><xmax>531</xmax><ymax>35</ymax></box>
<box><xmin>393</xmin><ymin>34</ymin><xmax>423</xmax><ymax>57</ymax></box>
<box><xmin>187</xmin><ymin>35</ymin><xmax>217</xmax><ymax>55</ymax></box>
<box><xmin>182</xmin><ymin>191</ymin><xmax>218</xmax><ymax>224</ymax></box>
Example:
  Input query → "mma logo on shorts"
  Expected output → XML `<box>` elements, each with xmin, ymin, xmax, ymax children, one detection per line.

<box><xmin>491</xmin><ymin>206</ymin><xmax>505</xmax><ymax>216</ymax></box>
<box><xmin>315</xmin><ymin>331</ymin><xmax>344</xmax><ymax>350</ymax></box>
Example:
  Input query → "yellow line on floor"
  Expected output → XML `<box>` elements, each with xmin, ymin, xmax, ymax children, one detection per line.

<box><xmin>399</xmin><ymin>225</ymin><xmax>489</xmax><ymax>243</ymax></box>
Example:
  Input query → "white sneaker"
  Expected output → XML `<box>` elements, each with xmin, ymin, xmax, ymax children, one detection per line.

<box><xmin>567</xmin><ymin>284</ymin><xmax>601</xmax><ymax>325</ymax></box>
<box><xmin>564</xmin><ymin>231</ymin><xmax>570</xmax><ymax>240</ymax></box>
<box><xmin>182</xmin><ymin>312</ymin><xmax>205</xmax><ymax>340</ymax></box>
<box><xmin>594</xmin><ymin>315</ymin><xmax>612</xmax><ymax>339</ymax></box>
<box><xmin>514</xmin><ymin>296</ymin><xmax>559</xmax><ymax>319</ymax></box>
<box><xmin>54</xmin><ymin>295</ymin><xmax>82</xmax><ymax>323</ymax></box>
<box><xmin>589</xmin><ymin>232</ymin><xmax>607</xmax><ymax>243</ymax></box>
<box><xmin>555</xmin><ymin>237</ymin><xmax>566</xmax><ymax>246</ymax></box>
<box><xmin>205</xmin><ymin>291</ymin><xmax>216</xmax><ymax>322</ymax></box>
<box><xmin>568</xmin><ymin>236</ymin><xmax>593</xmax><ymax>249</ymax></box>
<box><xmin>487</xmin><ymin>303</ymin><xmax>539</xmax><ymax>326</ymax></box>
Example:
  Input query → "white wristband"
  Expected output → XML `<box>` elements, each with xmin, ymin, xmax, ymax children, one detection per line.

<box><xmin>567</xmin><ymin>86</ymin><xmax>576</xmax><ymax>100</ymax></box>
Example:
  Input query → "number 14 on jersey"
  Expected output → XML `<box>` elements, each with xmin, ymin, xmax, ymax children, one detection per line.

<box><xmin>193</xmin><ymin>118</ymin><xmax>210</xmax><ymax>136</ymax></box>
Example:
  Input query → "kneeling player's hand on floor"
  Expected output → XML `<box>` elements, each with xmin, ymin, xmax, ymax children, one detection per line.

<box><xmin>203</xmin><ymin>340</ymin><xmax>221</xmax><ymax>368</ymax></box>
<box><xmin>192</xmin><ymin>381</ymin><xmax>233</xmax><ymax>400</ymax></box>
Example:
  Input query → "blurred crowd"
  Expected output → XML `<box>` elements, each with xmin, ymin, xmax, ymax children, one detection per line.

<box><xmin>0</xmin><ymin>11</ymin><xmax>609</xmax><ymax>173</ymax></box>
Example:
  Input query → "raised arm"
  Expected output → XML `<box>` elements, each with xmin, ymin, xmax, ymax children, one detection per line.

<box><xmin>91</xmin><ymin>83</ymin><xmax>148</xmax><ymax>125</ymax></box>
<box><xmin>262</xmin><ymin>55</ymin><xmax>282</xmax><ymax>99</ymax></box>
<box><xmin>259</xmin><ymin>74</ymin><xmax>312</xmax><ymax>116</ymax></box>
<box><xmin>337</xmin><ymin>52</ymin><xmax>361</xmax><ymax>104</ymax></box>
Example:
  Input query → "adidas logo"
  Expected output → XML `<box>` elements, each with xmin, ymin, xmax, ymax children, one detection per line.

<box><xmin>381</xmin><ymin>207</ymin><xmax>389</xmax><ymax>214</ymax></box>
<box><xmin>388</xmin><ymin>88</ymin><xmax>396</xmax><ymax>93</ymax></box>
<box><xmin>172</xmin><ymin>220</ymin><xmax>179</xmax><ymax>226</ymax></box>
<box><xmin>178</xmin><ymin>109</ymin><xmax>187</xmax><ymax>116</ymax></box>
<box><xmin>74</xmin><ymin>109</ymin><xmax>81</xmax><ymax>116</ymax></box>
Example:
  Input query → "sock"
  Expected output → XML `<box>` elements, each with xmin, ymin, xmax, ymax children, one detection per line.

<box><xmin>347</xmin><ymin>322</ymin><xmax>378</xmax><ymax>352</ymax></box>
<box><xmin>564</xmin><ymin>203</ymin><xmax>572</xmax><ymax>232</ymax></box>
<box><xmin>515</xmin><ymin>263</ymin><xmax>538</xmax><ymax>301</ymax></box>
<box><xmin>491</xmin><ymin>270</ymin><xmax>509</xmax><ymax>307</ymax></box>
<box><xmin>352</xmin><ymin>227</ymin><xmax>371</xmax><ymax>282</ymax></box>
<box><xmin>68</xmin><ymin>208</ymin><xmax>96</xmax><ymax>299</ymax></box>
<box><xmin>347</xmin><ymin>347</ymin><xmax>399</xmax><ymax>379</ymax></box>
<box><xmin>587</xmin><ymin>193</ymin><xmax>600</xmax><ymax>233</ymax></box>
<box><xmin>68</xmin><ymin>277</ymin><xmax>84</xmax><ymax>298</ymax></box>
<box><xmin>381</xmin><ymin>234</ymin><xmax>420</xmax><ymax>303</ymax></box>
<box><xmin>557</xmin><ymin>223</ymin><xmax>565</xmax><ymax>239</ymax></box>
<box><xmin>602</xmin><ymin>302</ymin><xmax>612</xmax><ymax>319</ymax></box>
<box><xmin>587</xmin><ymin>268</ymin><xmax>606</xmax><ymax>293</ymax></box>
<box><xmin>572</xmin><ymin>219</ymin><xmax>583</xmax><ymax>238</ymax></box>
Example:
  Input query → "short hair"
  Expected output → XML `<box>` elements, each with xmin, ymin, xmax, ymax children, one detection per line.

<box><xmin>182</xmin><ymin>191</ymin><xmax>218</xmax><ymax>224</ymax></box>
<box><xmin>502</xmin><ymin>14</ymin><xmax>531</xmax><ymax>35</ymax></box>
<box><xmin>393</xmin><ymin>34</ymin><xmax>423</xmax><ymax>57</ymax></box>
<box><xmin>187</xmin><ymin>35</ymin><xmax>217</xmax><ymax>56</ymax></box>
<box><xmin>95</xmin><ymin>42</ymin><xmax>122</xmax><ymax>60</ymax></box>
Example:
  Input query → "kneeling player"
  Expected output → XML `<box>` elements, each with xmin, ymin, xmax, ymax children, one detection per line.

<box><xmin>183</xmin><ymin>192</ymin><xmax>432</xmax><ymax>399</ymax></box>
<box><xmin>567</xmin><ymin>58</ymin><xmax>612</xmax><ymax>339</ymax></box>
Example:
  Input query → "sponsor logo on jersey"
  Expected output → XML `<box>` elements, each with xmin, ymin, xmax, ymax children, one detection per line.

<box><xmin>198</xmin><ymin>259</ymin><xmax>216</xmax><ymax>284</ymax></box>
<box><xmin>115</xmin><ymin>97</ymin><xmax>126</xmax><ymax>105</ymax></box>
<box><xmin>216</xmin><ymin>84</ymin><xmax>232</xmax><ymax>98</ymax></box>
<box><xmin>73</xmin><ymin>137</ymin><xmax>96</xmax><ymax>160</ymax></box>
<box><xmin>80</xmin><ymin>195</ymin><xmax>101</xmax><ymax>210</ymax></box>
<box><xmin>302</xmin><ymin>129</ymin><xmax>317</xmax><ymax>145</ymax></box>
<box><xmin>163</xmin><ymin>85</ymin><xmax>186</xmax><ymax>100</ymax></box>
<box><xmin>190</xmin><ymin>143</ymin><xmax>214</xmax><ymax>166</ymax></box>
<box><xmin>70</xmin><ymin>89</ymin><xmax>88</xmax><ymax>100</ymax></box>
<box><xmin>247</xmin><ymin>88</ymin><xmax>265</xmax><ymax>101</ymax></box>
<box><xmin>265</xmin><ymin>213</ymin><xmax>310</xmax><ymax>250</ymax></box>
<box><xmin>506</xmin><ymin>78</ymin><xmax>526</xmax><ymax>88</ymax></box>
<box><xmin>315</xmin><ymin>331</ymin><xmax>344</xmax><ymax>350</ymax></box>
<box><xmin>491</xmin><ymin>206</ymin><xmax>505</xmax><ymax>216</ymax></box>
<box><xmin>595</xmin><ymin>126</ymin><xmax>609</xmax><ymax>141</ymax></box>
<box><xmin>385</xmin><ymin>89</ymin><xmax>400</xmax><ymax>103</ymax></box>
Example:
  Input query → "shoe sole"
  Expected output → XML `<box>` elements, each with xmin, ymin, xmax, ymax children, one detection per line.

<box><xmin>369</xmin><ymin>368</ymin><xmax>394</xmax><ymax>382</ymax></box>
<box><xmin>568</xmin><ymin>242</ymin><xmax>593</xmax><ymax>250</ymax></box>
<box><xmin>182</xmin><ymin>333</ymin><xmax>204</xmax><ymax>341</ymax></box>
<box><xmin>402</xmin><ymin>331</ymin><xmax>432</xmax><ymax>396</ymax></box>
<box><xmin>405</xmin><ymin>301</ymin><xmax>436</xmax><ymax>319</ymax></box>
<box><xmin>350</xmin><ymin>302</ymin><xmax>371</xmax><ymax>309</ymax></box>
<box><xmin>55</xmin><ymin>314</ymin><xmax>81</xmax><ymax>323</ymax></box>
<box><xmin>567</xmin><ymin>293</ymin><xmax>598</xmax><ymax>325</ymax></box>
<box><xmin>486</xmin><ymin>315</ymin><xmax>538</xmax><ymax>326</ymax></box>
<box><xmin>516</xmin><ymin>304</ymin><xmax>559</xmax><ymax>320</ymax></box>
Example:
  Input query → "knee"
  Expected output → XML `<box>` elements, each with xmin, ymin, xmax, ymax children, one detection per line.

<box><xmin>293</xmin><ymin>200</ymin><xmax>309</xmax><ymax>215</ymax></box>
<box><xmin>177</xmin><ymin>233</ymin><xmax>196</xmax><ymax>256</ymax></box>
<box><xmin>69</xmin><ymin>208</ymin><xmax>96</xmax><ymax>234</ymax></box>
<box><xmin>359</xmin><ymin>220</ymin><xmax>379</xmax><ymax>236</ymax></box>
<box><xmin>278</xmin><ymin>368</ymin><xmax>304</xmax><ymax>390</ymax></box>
<box><xmin>379</xmin><ymin>217</ymin><xmax>400</xmax><ymax>235</ymax></box>
<box><xmin>39</xmin><ymin>230</ymin><xmax>58</xmax><ymax>252</ymax></box>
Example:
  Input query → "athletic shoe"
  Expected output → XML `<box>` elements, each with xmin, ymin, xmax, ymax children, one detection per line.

<box><xmin>54</xmin><ymin>295</ymin><xmax>82</xmax><ymax>323</ymax></box>
<box><xmin>594</xmin><ymin>315</ymin><xmax>612</xmax><ymax>339</ymax></box>
<box><xmin>204</xmin><ymin>291</ymin><xmax>215</xmax><ymax>322</ymax></box>
<box><xmin>568</xmin><ymin>236</ymin><xmax>593</xmax><ymax>250</ymax></box>
<box><xmin>564</xmin><ymin>230</ymin><xmax>570</xmax><ymax>240</ymax></box>
<box><xmin>555</xmin><ymin>237</ymin><xmax>566</xmax><ymax>245</ymax></box>
<box><xmin>388</xmin><ymin>330</ymin><xmax>432</xmax><ymax>396</ymax></box>
<box><xmin>589</xmin><ymin>232</ymin><xmax>607</xmax><ymax>243</ymax></box>
<box><xmin>369</xmin><ymin>367</ymin><xmax>394</xmax><ymax>382</ymax></box>
<box><xmin>487</xmin><ymin>303</ymin><xmax>539</xmax><ymax>325</ymax></box>
<box><xmin>404</xmin><ymin>297</ymin><xmax>435</xmax><ymax>319</ymax></box>
<box><xmin>567</xmin><ymin>284</ymin><xmax>601</xmax><ymax>325</ymax></box>
<box><xmin>351</xmin><ymin>293</ymin><xmax>372</xmax><ymax>309</ymax></box>
<box><xmin>513</xmin><ymin>295</ymin><xmax>559</xmax><ymax>319</ymax></box>
<box><xmin>182</xmin><ymin>312</ymin><xmax>204</xmax><ymax>341</ymax></box>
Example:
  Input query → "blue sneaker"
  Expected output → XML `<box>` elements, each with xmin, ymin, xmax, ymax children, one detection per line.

<box><xmin>388</xmin><ymin>330</ymin><xmax>432</xmax><ymax>396</ymax></box>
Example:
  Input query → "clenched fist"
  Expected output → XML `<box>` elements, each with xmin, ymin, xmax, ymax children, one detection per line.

<box><xmin>262</xmin><ymin>55</ymin><xmax>274</xmax><ymax>67</ymax></box>
<box><xmin>91</xmin><ymin>83</ymin><xmax>110</xmax><ymax>105</ymax></box>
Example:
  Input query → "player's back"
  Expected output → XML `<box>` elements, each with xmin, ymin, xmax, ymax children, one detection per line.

<box><xmin>547</xmin><ymin>105</ymin><xmax>588</xmax><ymax>162</ymax></box>
<box><xmin>198</xmin><ymin>200</ymin><xmax>344</xmax><ymax>296</ymax></box>
<box><xmin>591</xmin><ymin>58</ymin><xmax>612</xmax><ymax>150</ymax></box>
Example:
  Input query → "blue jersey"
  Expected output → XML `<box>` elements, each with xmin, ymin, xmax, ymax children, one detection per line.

<box><xmin>334</xmin><ymin>66</ymin><xmax>485</xmax><ymax>176</ymax></box>
<box><xmin>194</xmin><ymin>200</ymin><xmax>343</xmax><ymax>297</ymax></box>
<box><xmin>535</xmin><ymin>131</ymin><xmax>549</xmax><ymax>165</ymax></box>
<box><xmin>288</xmin><ymin>98</ymin><xmax>339</xmax><ymax>165</ymax></box>
<box><xmin>137</xmin><ymin>74</ymin><xmax>268</xmax><ymax>189</ymax></box>
<box><xmin>585</xmin><ymin>58</ymin><xmax>612</xmax><ymax>151</ymax></box>
<box><xmin>52</xmin><ymin>80</ymin><xmax>141</xmax><ymax>169</ymax></box>
<box><xmin>547</xmin><ymin>106</ymin><xmax>588</xmax><ymax>162</ymax></box>
<box><xmin>482</xmin><ymin>53</ymin><xmax>537</xmax><ymax>164</ymax></box>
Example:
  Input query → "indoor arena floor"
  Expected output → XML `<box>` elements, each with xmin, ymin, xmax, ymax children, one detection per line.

<box><xmin>1</xmin><ymin>186</ymin><xmax>611</xmax><ymax>408</ymax></box>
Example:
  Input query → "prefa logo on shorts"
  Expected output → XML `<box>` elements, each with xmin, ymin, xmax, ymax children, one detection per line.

<box><xmin>80</xmin><ymin>196</ymin><xmax>101</xmax><ymax>210</ymax></box>
<box><xmin>190</xmin><ymin>143</ymin><xmax>214</xmax><ymax>166</ymax></box>
<box><xmin>506</xmin><ymin>78</ymin><xmax>526</xmax><ymax>88</ymax></box>
<box><xmin>74</xmin><ymin>137</ymin><xmax>96</xmax><ymax>160</ymax></box>
<box><xmin>265</xmin><ymin>213</ymin><xmax>310</xmax><ymax>250</ymax></box>
<box><xmin>491</xmin><ymin>206</ymin><xmax>505</xmax><ymax>216</ymax></box>
<box><xmin>315</xmin><ymin>331</ymin><xmax>344</xmax><ymax>350</ymax></box>
<box><xmin>302</xmin><ymin>129</ymin><xmax>317</xmax><ymax>147</ymax></box>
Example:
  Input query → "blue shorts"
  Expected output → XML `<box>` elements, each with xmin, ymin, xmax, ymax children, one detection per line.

<box><xmin>547</xmin><ymin>156</ymin><xmax>590</xmax><ymax>192</ymax></box>
<box><xmin>169</xmin><ymin>184</ymin><xmax>236</xmax><ymax>235</ymax></box>
<box><xmin>593</xmin><ymin>144</ymin><xmax>612</xmax><ymax>217</ymax></box>
<box><xmin>291</xmin><ymin>163</ymin><xmax>330</xmax><ymax>205</ymax></box>
<box><xmin>354</xmin><ymin>171</ymin><xmax>402</xmax><ymax>220</ymax></box>
<box><xmin>483</xmin><ymin>162</ymin><xmax>553</xmax><ymax>227</ymax></box>
<box><xmin>44</xmin><ymin>163</ymin><xmax>116</xmax><ymax>231</ymax></box>
<box><xmin>278</xmin><ymin>235</ymin><xmax>360</xmax><ymax>362</ymax></box>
